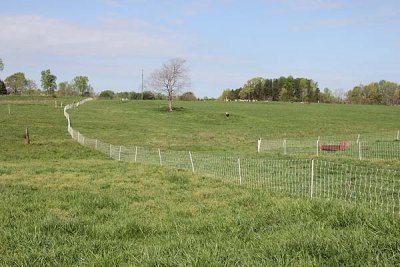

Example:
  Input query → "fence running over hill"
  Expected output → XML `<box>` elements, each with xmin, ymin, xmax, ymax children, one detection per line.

<box><xmin>258</xmin><ymin>132</ymin><xmax>400</xmax><ymax>161</ymax></box>
<box><xmin>64</xmin><ymin>99</ymin><xmax>400</xmax><ymax>214</ymax></box>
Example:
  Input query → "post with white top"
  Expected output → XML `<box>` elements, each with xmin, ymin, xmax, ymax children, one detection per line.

<box><xmin>95</xmin><ymin>139</ymin><xmax>98</xmax><ymax>150</ymax></box>
<box><xmin>310</xmin><ymin>159</ymin><xmax>315</xmax><ymax>198</ymax></box>
<box><xmin>8</xmin><ymin>104</ymin><xmax>10</xmax><ymax>115</ymax></box>
<box><xmin>257</xmin><ymin>139</ymin><xmax>261</xmax><ymax>153</ymax></box>
<box><xmin>134</xmin><ymin>146</ymin><xmax>138</xmax><ymax>162</ymax></box>
<box><xmin>158</xmin><ymin>148</ymin><xmax>162</xmax><ymax>166</ymax></box>
<box><xmin>358</xmin><ymin>141</ymin><xmax>362</xmax><ymax>160</ymax></box>
<box><xmin>118</xmin><ymin>146</ymin><xmax>122</xmax><ymax>161</ymax></box>
<box><xmin>283</xmin><ymin>139</ymin><xmax>287</xmax><ymax>155</ymax></box>
<box><xmin>189</xmin><ymin>151</ymin><xmax>195</xmax><ymax>173</ymax></box>
<box><xmin>109</xmin><ymin>144</ymin><xmax>112</xmax><ymax>158</ymax></box>
<box><xmin>238</xmin><ymin>158</ymin><xmax>242</xmax><ymax>185</ymax></box>
<box><xmin>316</xmin><ymin>137</ymin><xmax>320</xmax><ymax>157</ymax></box>
<box><xmin>397</xmin><ymin>130</ymin><xmax>399</xmax><ymax>141</ymax></box>
<box><xmin>356</xmin><ymin>134</ymin><xmax>360</xmax><ymax>144</ymax></box>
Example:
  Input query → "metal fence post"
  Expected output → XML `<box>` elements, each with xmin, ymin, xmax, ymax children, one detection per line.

<box><xmin>189</xmin><ymin>151</ymin><xmax>195</xmax><ymax>173</ymax></box>
<box><xmin>316</xmin><ymin>137</ymin><xmax>320</xmax><ymax>157</ymax></box>
<box><xmin>158</xmin><ymin>148</ymin><xmax>162</xmax><ymax>166</ymax></box>
<box><xmin>238</xmin><ymin>158</ymin><xmax>242</xmax><ymax>185</ymax></box>
<box><xmin>118</xmin><ymin>146</ymin><xmax>122</xmax><ymax>161</ymax></box>
<box><xmin>257</xmin><ymin>139</ymin><xmax>261</xmax><ymax>153</ymax></box>
<box><xmin>95</xmin><ymin>139</ymin><xmax>98</xmax><ymax>150</ymax></box>
<box><xmin>397</xmin><ymin>130</ymin><xmax>399</xmax><ymax>141</ymax></box>
<box><xmin>310</xmin><ymin>159</ymin><xmax>314</xmax><ymax>198</ymax></box>
<box><xmin>358</xmin><ymin>141</ymin><xmax>362</xmax><ymax>160</ymax></box>
<box><xmin>109</xmin><ymin>144</ymin><xmax>112</xmax><ymax>158</ymax></box>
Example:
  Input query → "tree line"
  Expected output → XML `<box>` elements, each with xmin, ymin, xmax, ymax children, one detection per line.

<box><xmin>219</xmin><ymin>76</ymin><xmax>400</xmax><ymax>105</ymax></box>
<box><xmin>346</xmin><ymin>81</ymin><xmax>400</xmax><ymax>105</ymax></box>
<box><xmin>220</xmin><ymin>76</ymin><xmax>321</xmax><ymax>102</ymax></box>
<box><xmin>98</xmin><ymin>90</ymin><xmax>197</xmax><ymax>101</ymax></box>
<box><xmin>0</xmin><ymin>59</ymin><xmax>92</xmax><ymax>96</ymax></box>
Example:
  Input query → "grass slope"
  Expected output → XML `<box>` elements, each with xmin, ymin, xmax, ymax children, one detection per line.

<box><xmin>1</xmin><ymin>96</ymin><xmax>400</xmax><ymax>266</ymax></box>
<box><xmin>69</xmin><ymin>100</ymin><xmax>400</xmax><ymax>155</ymax></box>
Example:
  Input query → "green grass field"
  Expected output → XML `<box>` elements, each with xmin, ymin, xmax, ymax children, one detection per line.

<box><xmin>1</xmin><ymin>96</ymin><xmax>400</xmax><ymax>266</ymax></box>
<box><xmin>69</xmin><ymin>99</ymin><xmax>400</xmax><ymax>154</ymax></box>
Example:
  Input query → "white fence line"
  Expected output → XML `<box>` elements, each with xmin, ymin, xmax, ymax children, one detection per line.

<box><xmin>258</xmin><ymin>136</ymin><xmax>400</xmax><ymax>161</ymax></box>
<box><xmin>64</xmin><ymin>99</ymin><xmax>400</xmax><ymax>214</ymax></box>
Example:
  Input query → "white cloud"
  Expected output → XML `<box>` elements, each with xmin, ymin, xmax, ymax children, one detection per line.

<box><xmin>0</xmin><ymin>15</ymin><xmax>186</xmax><ymax>58</ymax></box>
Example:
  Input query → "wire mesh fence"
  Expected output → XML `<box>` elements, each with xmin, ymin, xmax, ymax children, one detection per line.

<box><xmin>258</xmin><ymin>134</ymin><xmax>400</xmax><ymax>161</ymax></box>
<box><xmin>64</xmin><ymin>99</ymin><xmax>400</xmax><ymax>214</ymax></box>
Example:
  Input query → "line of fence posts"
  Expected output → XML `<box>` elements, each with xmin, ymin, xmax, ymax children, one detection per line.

<box><xmin>258</xmin><ymin>133</ymin><xmax>390</xmax><ymax>161</ymax></box>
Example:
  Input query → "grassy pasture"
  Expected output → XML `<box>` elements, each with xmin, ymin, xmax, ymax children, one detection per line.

<box><xmin>69</xmin><ymin>99</ymin><xmax>400</xmax><ymax>155</ymax></box>
<box><xmin>1</xmin><ymin>96</ymin><xmax>400</xmax><ymax>266</ymax></box>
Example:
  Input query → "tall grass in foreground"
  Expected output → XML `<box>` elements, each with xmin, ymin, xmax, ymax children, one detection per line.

<box><xmin>1</xmin><ymin>160</ymin><xmax>400</xmax><ymax>266</ymax></box>
<box><xmin>1</xmin><ymin>96</ymin><xmax>400</xmax><ymax>266</ymax></box>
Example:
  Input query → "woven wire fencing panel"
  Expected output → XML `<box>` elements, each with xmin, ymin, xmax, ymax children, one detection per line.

<box><xmin>65</xmin><ymin>99</ymin><xmax>400</xmax><ymax>214</ymax></box>
<box><xmin>259</xmin><ymin>137</ymin><xmax>400</xmax><ymax>161</ymax></box>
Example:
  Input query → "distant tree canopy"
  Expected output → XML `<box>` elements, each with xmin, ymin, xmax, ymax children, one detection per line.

<box><xmin>0</xmin><ymin>80</ymin><xmax>6</xmax><ymax>95</ymax></box>
<box><xmin>346</xmin><ymin>81</ymin><xmax>400</xmax><ymax>105</ymax></box>
<box><xmin>72</xmin><ymin>76</ymin><xmax>92</xmax><ymax>96</ymax></box>
<box><xmin>99</xmin><ymin>90</ymin><xmax>115</xmax><ymax>99</ymax></box>
<box><xmin>220</xmin><ymin>76</ymin><xmax>320</xmax><ymax>102</ymax></box>
<box><xmin>41</xmin><ymin>69</ymin><xmax>57</xmax><ymax>95</ymax></box>
<box><xmin>179</xmin><ymin>91</ymin><xmax>197</xmax><ymax>101</ymax></box>
<box><xmin>4</xmin><ymin>72</ymin><xmax>28</xmax><ymax>94</ymax></box>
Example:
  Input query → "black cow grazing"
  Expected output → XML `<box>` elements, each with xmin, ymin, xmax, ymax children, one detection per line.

<box><xmin>225</xmin><ymin>112</ymin><xmax>230</xmax><ymax>117</ymax></box>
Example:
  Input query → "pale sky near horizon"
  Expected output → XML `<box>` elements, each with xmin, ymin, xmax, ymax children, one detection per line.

<box><xmin>1</xmin><ymin>0</ymin><xmax>399</xmax><ymax>97</ymax></box>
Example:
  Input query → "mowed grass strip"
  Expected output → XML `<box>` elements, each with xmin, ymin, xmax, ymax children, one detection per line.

<box><xmin>1</xmin><ymin>96</ymin><xmax>400</xmax><ymax>266</ymax></box>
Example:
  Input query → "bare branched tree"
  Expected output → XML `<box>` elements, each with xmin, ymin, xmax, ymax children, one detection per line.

<box><xmin>148</xmin><ymin>58</ymin><xmax>189</xmax><ymax>112</ymax></box>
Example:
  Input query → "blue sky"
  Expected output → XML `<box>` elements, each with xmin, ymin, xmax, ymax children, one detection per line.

<box><xmin>1</xmin><ymin>0</ymin><xmax>399</xmax><ymax>97</ymax></box>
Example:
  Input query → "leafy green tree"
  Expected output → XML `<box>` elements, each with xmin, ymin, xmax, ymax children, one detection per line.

<box><xmin>72</xmin><ymin>76</ymin><xmax>91</xmax><ymax>96</ymax></box>
<box><xmin>179</xmin><ymin>91</ymin><xmax>197</xmax><ymax>101</ymax></box>
<box><xmin>129</xmin><ymin>91</ymin><xmax>141</xmax><ymax>100</ymax></box>
<box><xmin>41</xmin><ymin>69</ymin><xmax>57</xmax><ymax>95</ymax></box>
<box><xmin>99</xmin><ymin>90</ymin><xmax>115</xmax><ymax>99</ymax></box>
<box><xmin>0</xmin><ymin>58</ymin><xmax>4</xmax><ymax>71</ymax></box>
<box><xmin>4</xmin><ymin>72</ymin><xmax>27</xmax><ymax>94</ymax></box>
<box><xmin>0</xmin><ymin>80</ymin><xmax>7</xmax><ymax>95</ymax></box>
